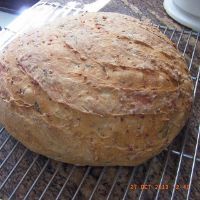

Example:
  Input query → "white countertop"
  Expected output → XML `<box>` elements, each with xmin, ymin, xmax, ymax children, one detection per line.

<box><xmin>0</xmin><ymin>11</ymin><xmax>17</xmax><ymax>27</ymax></box>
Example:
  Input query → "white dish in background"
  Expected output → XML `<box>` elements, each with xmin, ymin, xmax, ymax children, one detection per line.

<box><xmin>164</xmin><ymin>0</ymin><xmax>200</xmax><ymax>32</ymax></box>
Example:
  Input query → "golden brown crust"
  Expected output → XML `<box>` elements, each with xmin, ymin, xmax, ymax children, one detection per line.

<box><xmin>0</xmin><ymin>12</ymin><xmax>193</xmax><ymax>166</ymax></box>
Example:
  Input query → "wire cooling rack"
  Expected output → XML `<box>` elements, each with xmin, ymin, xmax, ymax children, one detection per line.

<box><xmin>0</xmin><ymin>1</ymin><xmax>200</xmax><ymax>200</ymax></box>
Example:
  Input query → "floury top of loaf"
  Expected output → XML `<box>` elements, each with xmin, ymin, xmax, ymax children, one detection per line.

<box><xmin>0</xmin><ymin>12</ymin><xmax>193</xmax><ymax>166</ymax></box>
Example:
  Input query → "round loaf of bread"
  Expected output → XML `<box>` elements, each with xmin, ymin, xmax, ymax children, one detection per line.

<box><xmin>0</xmin><ymin>12</ymin><xmax>193</xmax><ymax>166</ymax></box>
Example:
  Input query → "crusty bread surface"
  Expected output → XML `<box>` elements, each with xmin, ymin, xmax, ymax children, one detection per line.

<box><xmin>0</xmin><ymin>12</ymin><xmax>193</xmax><ymax>166</ymax></box>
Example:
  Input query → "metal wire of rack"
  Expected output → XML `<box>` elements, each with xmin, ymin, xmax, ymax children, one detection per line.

<box><xmin>0</xmin><ymin>1</ymin><xmax>200</xmax><ymax>200</ymax></box>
